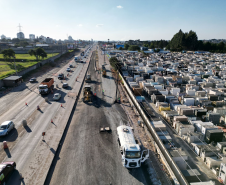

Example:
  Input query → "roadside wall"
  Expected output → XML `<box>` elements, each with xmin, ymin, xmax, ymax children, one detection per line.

<box><xmin>119</xmin><ymin>72</ymin><xmax>189</xmax><ymax>185</ymax></box>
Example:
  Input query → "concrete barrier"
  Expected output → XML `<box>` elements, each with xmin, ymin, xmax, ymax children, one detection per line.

<box><xmin>119</xmin><ymin>72</ymin><xmax>189</xmax><ymax>185</ymax></box>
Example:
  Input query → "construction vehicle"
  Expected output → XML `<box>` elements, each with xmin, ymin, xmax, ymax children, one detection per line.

<box><xmin>85</xmin><ymin>74</ymin><xmax>91</xmax><ymax>83</ymax></box>
<box><xmin>39</xmin><ymin>78</ymin><xmax>54</xmax><ymax>95</ymax></box>
<box><xmin>83</xmin><ymin>85</ymin><xmax>93</xmax><ymax>102</ymax></box>
<box><xmin>102</xmin><ymin>65</ymin><xmax>107</xmax><ymax>77</ymax></box>
<box><xmin>117</xmin><ymin>125</ymin><xmax>149</xmax><ymax>168</ymax></box>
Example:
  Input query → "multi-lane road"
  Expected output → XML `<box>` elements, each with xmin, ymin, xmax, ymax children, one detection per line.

<box><xmin>0</xmin><ymin>45</ymin><xmax>92</xmax><ymax>185</ymax></box>
<box><xmin>45</xmin><ymin>47</ymin><xmax>151</xmax><ymax>185</ymax></box>
<box><xmin>0</xmin><ymin>44</ymin><xmax>152</xmax><ymax>185</ymax></box>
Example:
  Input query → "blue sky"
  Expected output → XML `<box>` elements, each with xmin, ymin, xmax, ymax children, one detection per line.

<box><xmin>0</xmin><ymin>0</ymin><xmax>225</xmax><ymax>41</ymax></box>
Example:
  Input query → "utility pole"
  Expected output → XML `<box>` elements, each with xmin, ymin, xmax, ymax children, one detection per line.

<box><xmin>104</xmin><ymin>45</ymin><xmax>105</xmax><ymax>64</ymax></box>
<box><xmin>115</xmin><ymin>70</ymin><xmax>118</xmax><ymax>103</ymax></box>
<box><xmin>13</xmin><ymin>56</ymin><xmax>18</xmax><ymax>75</ymax></box>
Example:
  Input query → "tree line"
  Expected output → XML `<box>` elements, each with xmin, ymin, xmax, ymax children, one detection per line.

<box><xmin>1</xmin><ymin>47</ymin><xmax>47</xmax><ymax>62</ymax></box>
<box><xmin>167</xmin><ymin>29</ymin><xmax>226</xmax><ymax>53</ymax></box>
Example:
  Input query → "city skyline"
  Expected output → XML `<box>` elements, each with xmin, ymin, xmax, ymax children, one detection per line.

<box><xmin>0</xmin><ymin>0</ymin><xmax>226</xmax><ymax>41</ymax></box>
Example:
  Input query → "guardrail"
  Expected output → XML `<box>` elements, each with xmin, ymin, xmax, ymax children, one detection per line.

<box><xmin>119</xmin><ymin>72</ymin><xmax>189</xmax><ymax>185</ymax></box>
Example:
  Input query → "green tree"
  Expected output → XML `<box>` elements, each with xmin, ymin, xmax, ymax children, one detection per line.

<box><xmin>19</xmin><ymin>41</ymin><xmax>29</xmax><ymax>47</ymax></box>
<box><xmin>28</xmin><ymin>47</ymin><xmax>47</xmax><ymax>60</ymax></box>
<box><xmin>185</xmin><ymin>30</ymin><xmax>198</xmax><ymax>50</ymax></box>
<box><xmin>170</xmin><ymin>29</ymin><xmax>186</xmax><ymax>51</ymax></box>
<box><xmin>217</xmin><ymin>42</ymin><xmax>225</xmax><ymax>51</ymax></box>
<box><xmin>12</xmin><ymin>38</ymin><xmax>20</xmax><ymax>43</ymax></box>
<box><xmin>124</xmin><ymin>44</ymin><xmax>129</xmax><ymax>50</ymax></box>
<box><xmin>28</xmin><ymin>49</ymin><xmax>38</xmax><ymax>60</ymax></box>
<box><xmin>109</xmin><ymin>57</ymin><xmax>120</xmax><ymax>70</ymax></box>
<box><xmin>1</xmin><ymin>49</ymin><xmax>15</xmax><ymax>61</ymax></box>
<box><xmin>128</xmin><ymin>45</ymin><xmax>140</xmax><ymax>51</ymax></box>
<box><xmin>149</xmin><ymin>42</ymin><xmax>155</xmax><ymax>49</ymax></box>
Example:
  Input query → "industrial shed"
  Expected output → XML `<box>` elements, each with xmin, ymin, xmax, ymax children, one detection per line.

<box><xmin>3</xmin><ymin>76</ymin><xmax>23</xmax><ymax>87</ymax></box>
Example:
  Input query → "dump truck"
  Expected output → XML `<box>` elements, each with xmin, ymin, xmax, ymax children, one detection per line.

<box><xmin>102</xmin><ymin>65</ymin><xmax>106</xmax><ymax>77</ymax></box>
<box><xmin>83</xmin><ymin>85</ymin><xmax>93</xmax><ymax>102</ymax></box>
<box><xmin>85</xmin><ymin>74</ymin><xmax>91</xmax><ymax>83</ymax></box>
<box><xmin>39</xmin><ymin>78</ymin><xmax>54</xmax><ymax>95</ymax></box>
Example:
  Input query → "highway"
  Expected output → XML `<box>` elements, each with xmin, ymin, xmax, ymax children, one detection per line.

<box><xmin>45</xmin><ymin>47</ymin><xmax>151</xmax><ymax>185</ymax></box>
<box><xmin>0</xmin><ymin>46</ymin><xmax>92</xmax><ymax>185</ymax></box>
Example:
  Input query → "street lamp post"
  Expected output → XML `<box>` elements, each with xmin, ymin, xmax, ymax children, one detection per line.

<box><xmin>13</xmin><ymin>56</ymin><xmax>18</xmax><ymax>75</ymax></box>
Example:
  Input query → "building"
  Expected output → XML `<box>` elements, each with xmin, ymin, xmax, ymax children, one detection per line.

<box><xmin>68</xmin><ymin>36</ymin><xmax>73</xmax><ymax>41</ymax></box>
<box><xmin>219</xmin><ymin>163</ymin><xmax>226</xmax><ymax>183</ymax></box>
<box><xmin>46</xmin><ymin>37</ymin><xmax>53</xmax><ymax>44</ymax></box>
<box><xmin>17</xmin><ymin>32</ymin><xmax>25</xmax><ymax>39</ymax></box>
<box><xmin>29</xmin><ymin>34</ymin><xmax>35</xmax><ymax>41</ymax></box>
<box><xmin>115</xmin><ymin>45</ymin><xmax>124</xmax><ymax>49</ymax></box>
<box><xmin>1</xmin><ymin>35</ymin><xmax>6</xmax><ymax>39</ymax></box>
<box><xmin>3</xmin><ymin>76</ymin><xmax>23</xmax><ymax>87</ymax></box>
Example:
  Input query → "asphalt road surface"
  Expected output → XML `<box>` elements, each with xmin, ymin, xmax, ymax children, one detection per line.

<box><xmin>1</xmin><ymin>46</ymin><xmax>93</xmax><ymax>185</ymax></box>
<box><xmin>45</xmin><ymin>50</ymin><xmax>151</xmax><ymax>185</ymax></box>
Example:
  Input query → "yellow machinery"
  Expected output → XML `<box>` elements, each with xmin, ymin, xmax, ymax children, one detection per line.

<box><xmin>102</xmin><ymin>65</ymin><xmax>106</xmax><ymax>77</ymax></box>
<box><xmin>83</xmin><ymin>85</ymin><xmax>93</xmax><ymax>102</ymax></box>
<box><xmin>102</xmin><ymin>69</ymin><xmax>106</xmax><ymax>77</ymax></box>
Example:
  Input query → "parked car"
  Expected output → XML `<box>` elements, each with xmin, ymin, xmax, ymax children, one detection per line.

<box><xmin>66</xmin><ymin>68</ymin><xmax>71</xmax><ymax>72</ymax></box>
<box><xmin>29</xmin><ymin>78</ymin><xmax>37</xmax><ymax>83</ymax></box>
<box><xmin>62</xmin><ymin>83</ymin><xmax>68</xmax><ymax>88</ymax></box>
<box><xmin>69</xmin><ymin>64</ymin><xmax>73</xmax><ymax>68</ymax></box>
<box><xmin>0</xmin><ymin>121</ymin><xmax>15</xmax><ymax>136</ymax></box>
<box><xmin>58</xmin><ymin>73</ymin><xmax>64</xmax><ymax>80</ymax></box>
<box><xmin>0</xmin><ymin>161</ymin><xmax>16</xmax><ymax>185</ymax></box>
<box><xmin>53</xmin><ymin>93</ymin><xmax>61</xmax><ymax>101</ymax></box>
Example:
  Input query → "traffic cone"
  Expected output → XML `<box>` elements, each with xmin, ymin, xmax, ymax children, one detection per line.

<box><xmin>51</xmin><ymin>119</ymin><xmax>53</xmax><ymax>123</ymax></box>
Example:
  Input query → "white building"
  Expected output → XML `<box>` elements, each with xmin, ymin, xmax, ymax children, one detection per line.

<box><xmin>17</xmin><ymin>32</ymin><xmax>25</xmax><ymax>39</ymax></box>
<box><xmin>1</xmin><ymin>35</ymin><xmax>6</xmax><ymax>39</ymax></box>
<box><xmin>219</xmin><ymin>163</ymin><xmax>226</xmax><ymax>184</ymax></box>
<box><xmin>29</xmin><ymin>34</ymin><xmax>35</xmax><ymax>41</ymax></box>
<box><xmin>46</xmin><ymin>37</ymin><xmax>53</xmax><ymax>44</ymax></box>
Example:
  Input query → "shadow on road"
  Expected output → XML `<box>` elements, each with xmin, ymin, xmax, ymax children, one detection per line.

<box><xmin>5</xmin><ymin>169</ymin><xmax>25</xmax><ymax>185</ymax></box>
<box><xmin>4</xmin><ymin>148</ymin><xmax>11</xmax><ymax>158</ymax></box>
<box><xmin>0</xmin><ymin>128</ymin><xmax>18</xmax><ymax>143</ymax></box>
<box><xmin>24</xmin><ymin>125</ymin><xmax>32</xmax><ymax>133</ymax></box>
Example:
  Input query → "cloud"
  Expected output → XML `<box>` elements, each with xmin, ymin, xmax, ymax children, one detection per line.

<box><xmin>56</xmin><ymin>25</ymin><xmax>60</xmax><ymax>27</ymax></box>
<box><xmin>77</xmin><ymin>24</ymin><xmax>83</xmax><ymax>27</ymax></box>
<box><xmin>96</xmin><ymin>24</ymin><xmax>103</xmax><ymax>27</ymax></box>
<box><xmin>117</xmin><ymin>5</ymin><xmax>123</xmax><ymax>9</ymax></box>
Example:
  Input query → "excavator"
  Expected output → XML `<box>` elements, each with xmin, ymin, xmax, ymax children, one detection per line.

<box><xmin>83</xmin><ymin>85</ymin><xmax>93</xmax><ymax>102</ymax></box>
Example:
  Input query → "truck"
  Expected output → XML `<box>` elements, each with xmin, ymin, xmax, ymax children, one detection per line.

<box><xmin>38</xmin><ymin>78</ymin><xmax>54</xmax><ymax>95</ymax></box>
<box><xmin>74</xmin><ymin>56</ymin><xmax>81</xmax><ymax>62</ymax></box>
<box><xmin>117</xmin><ymin>125</ymin><xmax>149</xmax><ymax>168</ymax></box>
